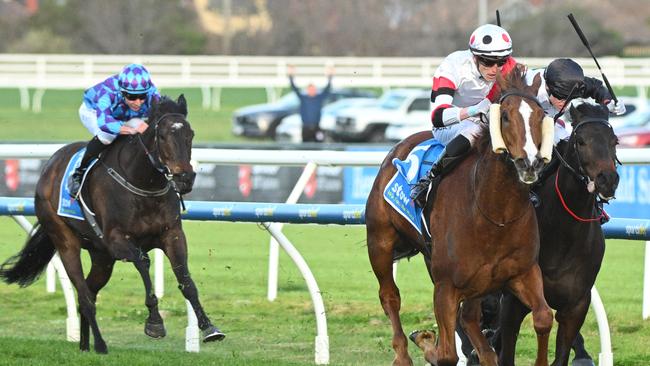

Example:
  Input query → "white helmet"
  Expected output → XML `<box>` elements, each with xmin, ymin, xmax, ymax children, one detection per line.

<box><xmin>469</xmin><ymin>24</ymin><xmax>512</xmax><ymax>59</ymax></box>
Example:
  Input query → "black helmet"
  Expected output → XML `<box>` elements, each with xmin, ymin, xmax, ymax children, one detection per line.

<box><xmin>544</xmin><ymin>59</ymin><xmax>585</xmax><ymax>100</ymax></box>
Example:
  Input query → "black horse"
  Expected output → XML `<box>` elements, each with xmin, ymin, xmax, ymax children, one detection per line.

<box><xmin>0</xmin><ymin>95</ymin><xmax>225</xmax><ymax>353</ymax></box>
<box><xmin>496</xmin><ymin>102</ymin><xmax>619</xmax><ymax>366</ymax></box>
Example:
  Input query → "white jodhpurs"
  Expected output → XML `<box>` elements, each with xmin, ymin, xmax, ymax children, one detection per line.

<box><xmin>79</xmin><ymin>103</ymin><xmax>118</xmax><ymax>144</ymax></box>
<box><xmin>432</xmin><ymin>120</ymin><xmax>483</xmax><ymax>146</ymax></box>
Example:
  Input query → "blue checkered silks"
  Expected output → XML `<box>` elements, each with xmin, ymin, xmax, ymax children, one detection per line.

<box><xmin>82</xmin><ymin>64</ymin><xmax>160</xmax><ymax>135</ymax></box>
<box><xmin>118</xmin><ymin>63</ymin><xmax>153</xmax><ymax>93</ymax></box>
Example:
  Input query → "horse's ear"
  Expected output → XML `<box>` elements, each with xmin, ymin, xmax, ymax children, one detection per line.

<box><xmin>496</xmin><ymin>71</ymin><xmax>508</xmax><ymax>94</ymax></box>
<box><xmin>530</xmin><ymin>73</ymin><xmax>542</xmax><ymax>96</ymax></box>
<box><xmin>569</xmin><ymin>104</ymin><xmax>580</xmax><ymax>127</ymax></box>
<box><xmin>177</xmin><ymin>94</ymin><xmax>188</xmax><ymax>116</ymax></box>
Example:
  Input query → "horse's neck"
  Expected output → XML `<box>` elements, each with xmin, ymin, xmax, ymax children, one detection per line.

<box><xmin>474</xmin><ymin>151</ymin><xmax>529</xmax><ymax>212</ymax></box>
<box><xmin>108</xmin><ymin>133</ymin><xmax>167</xmax><ymax>189</ymax></box>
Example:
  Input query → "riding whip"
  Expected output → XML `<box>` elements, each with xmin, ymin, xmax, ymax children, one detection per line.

<box><xmin>567</xmin><ymin>13</ymin><xmax>618</xmax><ymax>103</ymax></box>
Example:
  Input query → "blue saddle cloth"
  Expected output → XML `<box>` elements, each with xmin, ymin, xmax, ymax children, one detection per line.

<box><xmin>57</xmin><ymin>148</ymin><xmax>98</xmax><ymax>221</ymax></box>
<box><xmin>382</xmin><ymin>138</ymin><xmax>445</xmax><ymax>235</ymax></box>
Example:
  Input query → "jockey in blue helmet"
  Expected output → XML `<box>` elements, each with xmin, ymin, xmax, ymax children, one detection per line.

<box><xmin>68</xmin><ymin>63</ymin><xmax>161</xmax><ymax>198</ymax></box>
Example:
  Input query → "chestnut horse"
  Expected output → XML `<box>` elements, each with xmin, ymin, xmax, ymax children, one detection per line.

<box><xmin>0</xmin><ymin>95</ymin><xmax>224</xmax><ymax>353</ymax></box>
<box><xmin>366</xmin><ymin>65</ymin><xmax>554</xmax><ymax>366</ymax></box>
<box><xmin>498</xmin><ymin>102</ymin><xmax>620</xmax><ymax>366</ymax></box>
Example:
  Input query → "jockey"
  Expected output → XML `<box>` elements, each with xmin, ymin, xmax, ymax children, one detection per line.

<box><xmin>526</xmin><ymin>58</ymin><xmax>626</xmax><ymax>144</ymax></box>
<box><xmin>68</xmin><ymin>63</ymin><xmax>161</xmax><ymax>197</ymax></box>
<box><xmin>410</xmin><ymin>24</ymin><xmax>517</xmax><ymax>208</ymax></box>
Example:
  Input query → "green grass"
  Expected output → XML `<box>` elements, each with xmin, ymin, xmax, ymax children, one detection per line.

<box><xmin>0</xmin><ymin>218</ymin><xmax>649</xmax><ymax>365</ymax></box>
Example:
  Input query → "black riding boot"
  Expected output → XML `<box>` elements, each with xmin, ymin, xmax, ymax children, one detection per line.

<box><xmin>68</xmin><ymin>136</ymin><xmax>107</xmax><ymax>198</ymax></box>
<box><xmin>410</xmin><ymin>134</ymin><xmax>471</xmax><ymax>208</ymax></box>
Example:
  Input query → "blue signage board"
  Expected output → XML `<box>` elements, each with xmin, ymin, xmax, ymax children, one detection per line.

<box><xmin>606</xmin><ymin>164</ymin><xmax>650</xmax><ymax>219</ymax></box>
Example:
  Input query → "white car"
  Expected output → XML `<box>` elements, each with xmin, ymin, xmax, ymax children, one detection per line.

<box><xmin>275</xmin><ymin>98</ymin><xmax>379</xmax><ymax>143</ymax></box>
<box><xmin>331</xmin><ymin>89</ymin><xmax>430</xmax><ymax>143</ymax></box>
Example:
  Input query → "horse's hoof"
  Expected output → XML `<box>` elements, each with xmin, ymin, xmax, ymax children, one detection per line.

<box><xmin>408</xmin><ymin>329</ymin><xmax>436</xmax><ymax>346</ymax></box>
<box><xmin>572</xmin><ymin>358</ymin><xmax>595</xmax><ymax>366</ymax></box>
<box><xmin>95</xmin><ymin>343</ymin><xmax>108</xmax><ymax>354</ymax></box>
<box><xmin>202</xmin><ymin>325</ymin><xmax>226</xmax><ymax>342</ymax></box>
<box><xmin>467</xmin><ymin>350</ymin><xmax>481</xmax><ymax>366</ymax></box>
<box><xmin>145</xmin><ymin>321</ymin><xmax>167</xmax><ymax>338</ymax></box>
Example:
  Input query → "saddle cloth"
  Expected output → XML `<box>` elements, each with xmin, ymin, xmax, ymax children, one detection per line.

<box><xmin>57</xmin><ymin>148</ymin><xmax>98</xmax><ymax>221</ymax></box>
<box><xmin>382</xmin><ymin>138</ymin><xmax>445</xmax><ymax>235</ymax></box>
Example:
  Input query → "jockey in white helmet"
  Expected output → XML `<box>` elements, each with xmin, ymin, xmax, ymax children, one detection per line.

<box><xmin>411</xmin><ymin>24</ymin><xmax>517</xmax><ymax>208</ymax></box>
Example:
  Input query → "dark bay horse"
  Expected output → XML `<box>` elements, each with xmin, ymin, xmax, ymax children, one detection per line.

<box><xmin>0</xmin><ymin>95</ymin><xmax>224</xmax><ymax>353</ymax></box>
<box><xmin>366</xmin><ymin>65</ymin><xmax>554</xmax><ymax>366</ymax></box>
<box><xmin>498</xmin><ymin>102</ymin><xmax>619</xmax><ymax>366</ymax></box>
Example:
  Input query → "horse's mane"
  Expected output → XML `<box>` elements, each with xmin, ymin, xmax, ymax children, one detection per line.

<box><xmin>475</xmin><ymin>64</ymin><xmax>532</xmax><ymax>154</ymax></box>
<box><xmin>572</xmin><ymin>102</ymin><xmax>609</xmax><ymax>121</ymax></box>
<box><xmin>150</xmin><ymin>95</ymin><xmax>186</xmax><ymax>121</ymax></box>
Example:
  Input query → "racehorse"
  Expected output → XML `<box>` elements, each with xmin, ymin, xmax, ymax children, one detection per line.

<box><xmin>0</xmin><ymin>95</ymin><xmax>224</xmax><ymax>353</ymax></box>
<box><xmin>366</xmin><ymin>64</ymin><xmax>555</xmax><ymax>366</ymax></box>
<box><xmin>498</xmin><ymin>102</ymin><xmax>619</xmax><ymax>366</ymax></box>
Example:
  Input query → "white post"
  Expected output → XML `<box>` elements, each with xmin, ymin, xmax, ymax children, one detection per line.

<box><xmin>264</xmin><ymin>222</ymin><xmax>329</xmax><ymax>364</ymax></box>
<box><xmin>154</xmin><ymin>248</ymin><xmax>164</xmax><ymax>299</ymax></box>
<box><xmin>185</xmin><ymin>299</ymin><xmax>200</xmax><ymax>352</ymax></box>
<box><xmin>643</xmin><ymin>241</ymin><xmax>650</xmax><ymax>320</ymax></box>
<box><xmin>267</xmin><ymin>162</ymin><xmax>318</xmax><ymax>301</ymax></box>
<box><xmin>46</xmin><ymin>261</ymin><xmax>56</xmax><ymax>293</ymax></box>
<box><xmin>590</xmin><ymin>287</ymin><xmax>613</xmax><ymax>366</ymax></box>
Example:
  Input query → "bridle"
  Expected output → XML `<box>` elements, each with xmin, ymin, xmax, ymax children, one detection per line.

<box><xmin>552</xmin><ymin>117</ymin><xmax>618</xmax><ymax>222</ymax></box>
<box><xmin>552</xmin><ymin>117</ymin><xmax>619</xmax><ymax>187</ymax></box>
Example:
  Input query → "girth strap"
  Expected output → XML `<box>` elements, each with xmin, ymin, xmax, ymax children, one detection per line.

<box><xmin>106</xmin><ymin>167</ymin><xmax>171</xmax><ymax>197</ymax></box>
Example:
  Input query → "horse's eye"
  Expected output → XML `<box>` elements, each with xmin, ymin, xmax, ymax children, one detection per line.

<box><xmin>576</xmin><ymin>136</ymin><xmax>586</xmax><ymax>146</ymax></box>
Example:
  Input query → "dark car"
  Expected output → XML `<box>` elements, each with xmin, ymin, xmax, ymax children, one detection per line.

<box><xmin>232</xmin><ymin>88</ymin><xmax>377</xmax><ymax>139</ymax></box>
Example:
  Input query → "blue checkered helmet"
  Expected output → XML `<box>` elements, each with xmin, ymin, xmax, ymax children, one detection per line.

<box><xmin>118</xmin><ymin>63</ymin><xmax>153</xmax><ymax>94</ymax></box>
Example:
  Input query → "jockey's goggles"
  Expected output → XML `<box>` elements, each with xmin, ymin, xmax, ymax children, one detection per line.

<box><xmin>476</xmin><ymin>56</ymin><xmax>508</xmax><ymax>67</ymax></box>
<box><xmin>122</xmin><ymin>91</ymin><xmax>147</xmax><ymax>101</ymax></box>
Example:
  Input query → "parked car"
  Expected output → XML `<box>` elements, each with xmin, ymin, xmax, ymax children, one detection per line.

<box><xmin>613</xmin><ymin>106</ymin><xmax>650</xmax><ymax>147</ymax></box>
<box><xmin>231</xmin><ymin>88</ymin><xmax>377</xmax><ymax>139</ymax></box>
<box><xmin>275</xmin><ymin>97</ymin><xmax>379</xmax><ymax>143</ymax></box>
<box><xmin>331</xmin><ymin>88</ymin><xmax>430</xmax><ymax>143</ymax></box>
<box><xmin>617</xmin><ymin>127</ymin><xmax>650</xmax><ymax>147</ymax></box>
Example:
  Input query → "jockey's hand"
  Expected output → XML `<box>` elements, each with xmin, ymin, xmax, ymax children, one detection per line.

<box><xmin>607</xmin><ymin>100</ymin><xmax>626</xmax><ymax>115</ymax></box>
<box><xmin>134</xmin><ymin>121</ymin><xmax>149</xmax><ymax>134</ymax></box>
<box><xmin>119</xmin><ymin>125</ymin><xmax>138</xmax><ymax>135</ymax></box>
<box><xmin>467</xmin><ymin>98</ymin><xmax>492</xmax><ymax>117</ymax></box>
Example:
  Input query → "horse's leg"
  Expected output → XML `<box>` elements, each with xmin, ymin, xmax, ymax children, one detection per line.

<box><xmin>37</xmin><ymin>194</ymin><xmax>108</xmax><ymax>354</ymax></box>
<box><xmin>411</xmin><ymin>283</ymin><xmax>460</xmax><ymax>366</ymax></box>
<box><xmin>162</xmin><ymin>229</ymin><xmax>225</xmax><ymax>342</ymax></box>
<box><xmin>367</xmin><ymin>228</ymin><xmax>413</xmax><ymax>366</ymax></box>
<box><xmin>497</xmin><ymin>292</ymin><xmax>530</xmax><ymax>366</ymax></box>
<box><xmin>459</xmin><ymin>298</ymin><xmax>498</xmax><ymax>366</ymax></box>
<box><xmin>571</xmin><ymin>332</ymin><xmax>595</xmax><ymax>366</ymax></box>
<box><xmin>84</xmin><ymin>249</ymin><xmax>115</xmax><ymax>349</ymax></box>
<box><xmin>132</xmin><ymin>251</ymin><xmax>166</xmax><ymax>338</ymax></box>
<box><xmin>552</xmin><ymin>295</ymin><xmax>591</xmax><ymax>366</ymax></box>
<box><xmin>56</xmin><ymin>244</ymin><xmax>108</xmax><ymax>353</ymax></box>
<box><xmin>507</xmin><ymin>265</ymin><xmax>553</xmax><ymax>366</ymax></box>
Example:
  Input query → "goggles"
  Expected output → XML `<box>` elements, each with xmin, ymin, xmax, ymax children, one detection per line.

<box><xmin>122</xmin><ymin>91</ymin><xmax>147</xmax><ymax>101</ymax></box>
<box><xmin>476</xmin><ymin>56</ymin><xmax>508</xmax><ymax>67</ymax></box>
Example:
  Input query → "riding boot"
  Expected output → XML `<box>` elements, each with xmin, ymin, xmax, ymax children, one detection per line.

<box><xmin>410</xmin><ymin>134</ymin><xmax>471</xmax><ymax>208</ymax></box>
<box><xmin>68</xmin><ymin>136</ymin><xmax>107</xmax><ymax>198</ymax></box>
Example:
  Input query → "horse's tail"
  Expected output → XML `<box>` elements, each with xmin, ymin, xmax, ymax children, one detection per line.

<box><xmin>0</xmin><ymin>223</ymin><xmax>56</xmax><ymax>287</ymax></box>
